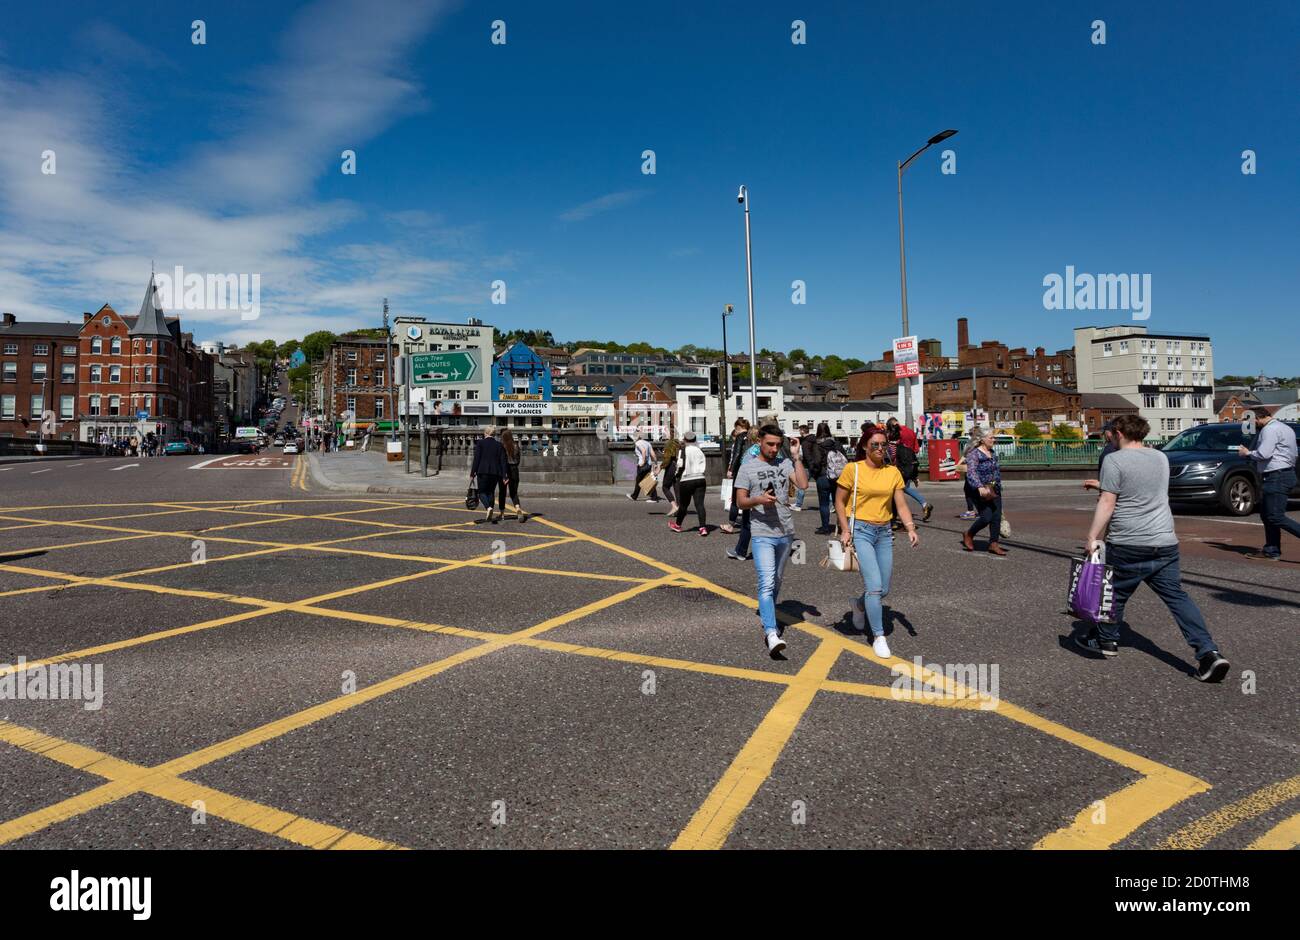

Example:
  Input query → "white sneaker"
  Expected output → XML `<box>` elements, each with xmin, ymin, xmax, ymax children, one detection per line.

<box><xmin>766</xmin><ymin>632</ymin><xmax>786</xmax><ymax>655</ymax></box>
<box><xmin>851</xmin><ymin>597</ymin><xmax>865</xmax><ymax>632</ymax></box>
<box><xmin>871</xmin><ymin>635</ymin><xmax>891</xmax><ymax>658</ymax></box>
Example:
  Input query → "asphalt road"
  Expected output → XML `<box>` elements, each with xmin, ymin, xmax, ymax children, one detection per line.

<box><xmin>0</xmin><ymin>450</ymin><xmax>1296</xmax><ymax>850</ymax></box>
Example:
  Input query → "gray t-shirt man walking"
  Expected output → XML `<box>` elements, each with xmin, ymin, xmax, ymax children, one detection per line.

<box><xmin>1080</xmin><ymin>414</ymin><xmax>1229</xmax><ymax>682</ymax></box>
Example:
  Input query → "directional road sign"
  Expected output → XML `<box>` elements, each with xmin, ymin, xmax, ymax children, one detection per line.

<box><xmin>410</xmin><ymin>350</ymin><xmax>480</xmax><ymax>386</ymax></box>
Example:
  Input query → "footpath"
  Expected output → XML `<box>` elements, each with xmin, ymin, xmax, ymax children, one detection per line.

<box><xmin>306</xmin><ymin>450</ymin><xmax>635</xmax><ymax>499</ymax></box>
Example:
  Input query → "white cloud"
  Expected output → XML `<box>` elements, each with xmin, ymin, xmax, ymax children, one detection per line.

<box><xmin>558</xmin><ymin>189</ymin><xmax>648</xmax><ymax>222</ymax></box>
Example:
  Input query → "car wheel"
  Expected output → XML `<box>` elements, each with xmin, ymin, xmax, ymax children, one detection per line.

<box><xmin>1220</xmin><ymin>474</ymin><xmax>1256</xmax><ymax>516</ymax></box>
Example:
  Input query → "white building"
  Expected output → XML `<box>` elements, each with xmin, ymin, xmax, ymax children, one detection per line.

<box><xmin>394</xmin><ymin>316</ymin><xmax>495</xmax><ymax>425</ymax></box>
<box><xmin>674</xmin><ymin>383</ymin><xmax>784</xmax><ymax>440</ymax></box>
<box><xmin>1073</xmin><ymin>325</ymin><xmax>1214</xmax><ymax>436</ymax></box>
<box><xmin>780</xmin><ymin>401</ymin><xmax>897</xmax><ymax>443</ymax></box>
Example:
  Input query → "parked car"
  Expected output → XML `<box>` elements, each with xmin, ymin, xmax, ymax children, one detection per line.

<box><xmin>273</xmin><ymin>434</ymin><xmax>285</xmax><ymax>447</ymax></box>
<box><xmin>164</xmin><ymin>441</ymin><xmax>193</xmax><ymax>456</ymax></box>
<box><xmin>232</xmin><ymin>440</ymin><xmax>260</xmax><ymax>454</ymax></box>
<box><xmin>1162</xmin><ymin>421</ymin><xmax>1300</xmax><ymax>515</ymax></box>
<box><xmin>283</xmin><ymin>440</ymin><xmax>299</xmax><ymax>455</ymax></box>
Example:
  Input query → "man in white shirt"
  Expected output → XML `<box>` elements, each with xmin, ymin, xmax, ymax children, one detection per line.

<box><xmin>1238</xmin><ymin>406</ymin><xmax>1300</xmax><ymax>560</ymax></box>
<box><xmin>627</xmin><ymin>433</ymin><xmax>661</xmax><ymax>502</ymax></box>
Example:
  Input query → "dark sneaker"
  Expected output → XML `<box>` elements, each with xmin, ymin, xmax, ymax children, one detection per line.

<box><xmin>1244</xmin><ymin>552</ymin><xmax>1279</xmax><ymax>561</ymax></box>
<box><xmin>814</xmin><ymin>525</ymin><xmax>835</xmax><ymax>535</ymax></box>
<box><xmin>1074</xmin><ymin>631</ymin><xmax>1118</xmax><ymax>658</ymax></box>
<box><xmin>1195</xmin><ymin>651</ymin><xmax>1230</xmax><ymax>683</ymax></box>
<box><xmin>922</xmin><ymin>503</ymin><xmax>933</xmax><ymax>522</ymax></box>
<box><xmin>726</xmin><ymin>549</ymin><xmax>742</xmax><ymax>560</ymax></box>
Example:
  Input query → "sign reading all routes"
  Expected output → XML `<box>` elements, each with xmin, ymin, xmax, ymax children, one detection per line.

<box><xmin>410</xmin><ymin>350</ymin><xmax>480</xmax><ymax>386</ymax></box>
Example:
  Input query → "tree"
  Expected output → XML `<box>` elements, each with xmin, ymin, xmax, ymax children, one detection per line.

<box><xmin>277</xmin><ymin>339</ymin><xmax>300</xmax><ymax>359</ymax></box>
<box><xmin>1051</xmin><ymin>423</ymin><xmax>1082</xmax><ymax>440</ymax></box>
<box><xmin>1013</xmin><ymin>420</ymin><xmax>1042</xmax><ymax>439</ymax></box>
<box><xmin>300</xmin><ymin>330</ymin><xmax>338</xmax><ymax>362</ymax></box>
<box><xmin>788</xmin><ymin>348</ymin><xmax>809</xmax><ymax>363</ymax></box>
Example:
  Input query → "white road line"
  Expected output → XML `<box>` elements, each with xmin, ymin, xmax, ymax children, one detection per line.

<box><xmin>0</xmin><ymin>467</ymin><xmax>13</xmax><ymax>472</ymax></box>
<box><xmin>30</xmin><ymin>468</ymin><xmax>52</xmax><ymax>474</ymax></box>
<box><xmin>109</xmin><ymin>463</ymin><xmax>140</xmax><ymax>471</ymax></box>
<box><xmin>188</xmin><ymin>455</ymin><xmax>228</xmax><ymax>470</ymax></box>
<box><xmin>1064</xmin><ymin>506</ymin><xmax>1267</xmax><ymax>527</ymax></box>
<box><xmin>65</xmin><ymin>463</ymin><xmax>82</xmax><ymax>468</ymax></box>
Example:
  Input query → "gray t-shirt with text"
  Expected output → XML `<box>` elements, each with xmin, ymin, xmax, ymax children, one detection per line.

<box><xmin>1100</xmin><ymin>447</ymin><xmax>1178</xmax><ymax>547</ymax></box>
<box><xmin>735</xmin><ymin>456</ymin><xmax>795</xmax><ymax>538</ymax></box>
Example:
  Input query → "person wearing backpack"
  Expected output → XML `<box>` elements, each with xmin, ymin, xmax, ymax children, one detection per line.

<box><xmin>811</xmin><ymin>421</ymin><xmax>846</xmax><ymax>535</ymax></box>
<box><xmin>887</xmin><ymin>423</ymin><xmax>933</xmax><ymax>523</ymax></box>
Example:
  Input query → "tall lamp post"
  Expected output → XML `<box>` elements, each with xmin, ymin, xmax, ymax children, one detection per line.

<box><xmin>719</xmin><ymin>303</ymin><xmax>733</xmax><ymax>439</ymax></box>
<box><xmin>737</xmin><ymin>186</ymin><xmax>758</xmax><ymax>426</ymax></box>
<box><xmin>896</xmin><ymin>128</ymin><xmax>957</xmax><ymax>431</ymax></box>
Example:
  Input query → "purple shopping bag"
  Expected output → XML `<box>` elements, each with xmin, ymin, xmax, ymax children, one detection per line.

<box><xmin>1067</xmin><ymin>549</ymin><xmax>1114</xmax><ymax>623</ymax></box>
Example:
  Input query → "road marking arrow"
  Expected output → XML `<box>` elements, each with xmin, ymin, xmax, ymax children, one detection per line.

<box><xmin>110</xmin><ymin>463</ymin><xmax>140</xmax><ymax>471</ymax></box>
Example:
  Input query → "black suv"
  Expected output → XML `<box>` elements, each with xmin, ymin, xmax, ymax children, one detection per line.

<box><xmin>1161</xmin><ymin>421</ymin><xmax>1300</xmax><ymax>515</ymax></box>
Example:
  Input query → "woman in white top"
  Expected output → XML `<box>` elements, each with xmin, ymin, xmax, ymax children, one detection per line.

<box><xmin>669</xmin><ymin>431</ymin><xmax>709</xmax><ymax>535</ymax></box>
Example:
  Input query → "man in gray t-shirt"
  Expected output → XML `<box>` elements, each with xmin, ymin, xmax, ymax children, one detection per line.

<box><xmin>1080</xmin><ymin>415</ymin><xmax>1228</xmax><ymax>682</ymax></box>
<box><xmin>734</xmin><ymin>425</ymin><xmax>809</xmax><ymax>657</ymax></box>
<box><xmin>1098</xmin><ymin>447</ymin><xmax>1178</xmax><ymax>547</ymax></box>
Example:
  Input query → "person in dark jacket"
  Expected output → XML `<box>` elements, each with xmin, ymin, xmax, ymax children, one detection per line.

<box><xmin>887</xmin><ymin>424</ymin><xmax>933</xmax><ymax>523</ymax></box>
<box><xmin>810</xmin><ymin>421</ymin><xmax>845</xmax><ymax>535</ymax></box>
<box><xmin>471</xmin><ymin>426</ymin><xmax>510</xmax><ymax>524</ymax></box>
<box><xmin>720</xmin><ymin>418</ymin><xmax>751</xmax><ymax>535</ymax></box>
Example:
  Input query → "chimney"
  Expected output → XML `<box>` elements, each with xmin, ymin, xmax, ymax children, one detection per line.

<box><xmin>957</xmin><ymin>317</ymin><xmax>969</xmax><ymax>350</ymax></box>
<box><xmin>1035</xmin><ymin>346</ymin><xmax>1045</xmax><ymax>358</ymax></box>
<box><xmin>2</xmin><ymin>312</ymin><xmax>14</xmax><ymax>326</ymax></box>
<box><xmin>83</xmin><ymin>312</ymin><xmax>93</xmax><ymax>323</ymax></box>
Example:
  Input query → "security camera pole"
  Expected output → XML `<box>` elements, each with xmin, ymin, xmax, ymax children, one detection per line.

<box><xmin>896</xmin><ymin>128</ymin><xmax>957</xmax><ymax>431</ymax></box>
<box><xmin>738</xmin><ymin>186</ymin><xmax>758</xmax><ymax>426</ymax></box>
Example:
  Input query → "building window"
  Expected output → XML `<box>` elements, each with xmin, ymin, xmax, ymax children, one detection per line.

<box><xmin>30</xmin><ymin>394</ymin><xmax>44</xmax><ymax>417</ymax></box>
<box><xmin>89</xmin><ymin>394</ymin><xmax>101</xmax><ymax>415</ymax></box>
<box><xmin>374</xmin><ymin>398</ymin><xmax>384</xmax><ymax>418</ymax></box>
<box><xmin>1166</xmin><ymin>394</ymin><xmax>1183</xmax><ymax>409</ymax></box>
<box><xmin>60</xmin><ymin>395</ymin><xmax>74</xmax><ymax>419</ymax></box>
<box><xmin>110</xmin><ymin>337</ymin><xmax>121</xmax><ymax>355</ymax></box>
<box><xmin>109</xmin><ymin>365</ymin><xmax>121</xmax><ymax>383</ymax></box>
<box><xmin>0</xmin><ymin>395</ymin><xmax>13</xmax><ymax>419</ymax></box>
<box><xmin>108</xmin><ymin>395</ymin><xmax>120</xmax><ymax>416</ymax></box>
<box><xmin>62</xmin><ymin>345</ymin><xmax>76</xmax><ymax>356</ymax></box>
<box><xmin>32</xmin><ymin>362</ymin><xmax>47</xmax><ymax>382</ymax></box>
<box><xmin>61</xmin><ymin>363</ymin><xmax>75</xmax><ymax>383</ymax></box>
<box><xmin>101</xmin><ymin>316</ymin><xmax>111</xmax><ymax>326</ymax></box>
<box><xmin>146</xmin><ymin>340</ymin><xmax>153</xmax><ymax>354</ymax></box>
<box><xmin>1102</xmin><ymin>343</ymin><xmax>1112</xmax><ymax>356</ymax></box>
<box><xmin>91</xmin><ymin>337</ymin><xmax>102</xmax><ymax>353</ymax></box>
<box><xmin>1118</xmin><ymin>340</ymin><xmax>1129</xmax><ymax>353</ymax></box>
<box><xmin>757</xmin><ymin>397</ymin><xmax>771</xmax><ymax>410</ymax></box>
<box><xmin>346</xmin><ymin>396</ymin><xmax>356</xmax><ymax>412</ymax></box>
<box><xmin>32</xmin><ymin>343</ymin><xmax>50</xmax><ymax>356</ymax></box>
<box><xmin>347</xmin><ymin>351</ymin><xmax>357</xmax><ymax>361</ymax></box>
<box><xmin>347</xmin><ymin>368</ymin><xmax>357</xmax><ymax>384</ymax></box>
<box><xmin>1</xmin><ymin>362</ymin><xmax>15</xmax><ymax>382</ymax></box>
<box><xmin>89</xmin><ymin>365</ymin><xmax>102</xmax><ymax>382</ymax></box>
<box><xmin>1143</xmin><ymin>393</ymin><xmax>1159</xmax><ymax>408</ymax></box>
<box><xmin>375</xmin><ymin>352</ymin><xmax>386</xmax><ymax>362</ymax></box>
<box><xmin>1190</xmin><ymin>395</ymin><xmax>1205</xmax><ymax>409</ymax></box>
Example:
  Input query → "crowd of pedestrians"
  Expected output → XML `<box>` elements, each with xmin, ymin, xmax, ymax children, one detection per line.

<box><xmin>619</xmin><ymin>412</ymin><xmax>1247</xmax><ymax>684</ymax></box>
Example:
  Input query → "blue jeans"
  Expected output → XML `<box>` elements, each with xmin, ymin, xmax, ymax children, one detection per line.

<box><xmin>852</xmin><ymin>521</ymin><xmax>894</xmax><ymax>636</ymax></box>
<box><xmin>901</xmin><ymin>481</ymin><xmax>927</xmax><ymax>509</ymax></box>
<box><xmin>751</xmin><ymin>535</ymin><xmax>793</xmax><ymax>634</ymax></box>
<box><xmin>1260</xmin><ymin>469</ymin><xmax>1300</xmax><ymax>556</ymax></box>
<box><xmin>816</xmin><ymin>474</ymin><xmax>834</xmax><ymax>528</ymax></box>
<box><xmin>795</xmin><ymin>487</ymin><xmax>806</xmax><ymax>508</ymax></box>
<box><xmin>1100</xmin><ymin>542</ymin><xmax>1216</xmax><ymax>658</ymax></box>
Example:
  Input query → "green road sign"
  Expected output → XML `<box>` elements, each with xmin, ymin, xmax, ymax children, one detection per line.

<box><xmin>410</xmin><ymin>350</ymin><xmax>480</xmax><ymax>386</ymax></box>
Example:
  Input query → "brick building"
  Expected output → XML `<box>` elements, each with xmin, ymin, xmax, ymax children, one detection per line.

<box><xmin>0</xmin><ymin>313</ymin><xmax>83</xmax><ymax>440</ymax></box>
<box><xmin>924</xmin><ymin>368</ymin><xmax>1082</xmax><ymax>427</ymax></box>
<box><xmin>955</xmin><ymin>317</ymin><xmax>1076</xmax><ymax>387</ymax></box>
<box><xmin>322</xmin><ymin>334</ymin><xmax>398</xmax><ymax>430</ymax></box>
<box><xmin>76</xmin><ymin>278</ymin><xmax>215</xmax><ymax>445</ymax></box>
<box><xmin>1081</xmin><ymin>392</ymin><xmax>1140</xmax><ymax>435</ymax></box>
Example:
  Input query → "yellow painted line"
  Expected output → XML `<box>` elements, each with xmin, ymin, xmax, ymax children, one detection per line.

<box><xmin>0</xmin><ymin>721</ymin><xmax>399</xmax><ymax>849</ymax></box>
<box><xmin>672</xmin><ymin>639</ymin><xmax>841</xmax><ymax>850</ymax></box>
<box><xmin>1249</xmin><ymin>811</ymin><xmax>1300</xmax><ymax>850</ymax></box>
<box><xmin>538</xmin><ymin>517</ymin><xmax>680</xmax><ymax>576</ymax></box>
<box><xmin>0</xmin><ymin>532</ymin><xmax>159</xmax><ymax>557</ymax></box>
<box><xmin>0</xmin><ymin>506</ymin><xmax>208</xmax><ymax>533</ymax></box>
<box><xmin>1159</xmin><ymin>775</ymin><xmax>1300</xmax><ymax>850</ymax></box>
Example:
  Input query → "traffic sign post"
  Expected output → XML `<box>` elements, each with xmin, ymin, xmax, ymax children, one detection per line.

<box><xmin>409</xmin><ymin>350</ymin><xmax>479</xmax><ymax>386</ymax></box>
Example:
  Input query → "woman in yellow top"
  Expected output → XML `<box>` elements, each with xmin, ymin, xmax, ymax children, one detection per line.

<box><xmin>834</xmin><ymin>428</ymin><xmax>919</xmax><ymax>658</ymax></box>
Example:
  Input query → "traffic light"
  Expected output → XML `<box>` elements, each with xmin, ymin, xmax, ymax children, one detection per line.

<box><xmin>709</xmin><ymin>364</ymin><xmax>720</xmax><ymax>396</ymax></box>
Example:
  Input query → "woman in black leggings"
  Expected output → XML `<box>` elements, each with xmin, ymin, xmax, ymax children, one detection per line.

<box><xmin>498</xmin><ymin>429</ymin><xmax>528</xmax><ymax>522</ymax></box>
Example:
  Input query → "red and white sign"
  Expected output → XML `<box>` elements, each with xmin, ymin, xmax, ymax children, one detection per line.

<box><xmin>893</xmin><ymin>335</ymin><xmax>920</xmax><ymax>378</ymax></box>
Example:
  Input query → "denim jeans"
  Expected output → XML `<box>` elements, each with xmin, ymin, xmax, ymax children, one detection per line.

<box><xmin>816</xmin><ymin>474</ymin><xmax>834</xmax><ymax>528</ymax></box>
<box><xmin>852</xmin><ymin>521</ymin><xmax>894</xmax><ymax>636</ymax></box>
<box><xmin>751</xmin><ymin>535</ymin><xmax>793</xmax><ymax>634</ymax></box>
<box><xmin>795</xmin><ymin>487</ymin><xmax>806</xmax><ymax>509</ymax></box>
<box><xmin>1259</xmin><ymin>469</ymin><xmax>1300</xmax><ymax>556</ymax></box>
<box><xmin>477</xmin><ymin>473</ymin><xmax>502</xmax><ymax>510</ymax></box>
<box><xmin>901</xmin><ymin>481</ymin><xmax>927</xmax><ymax>509</ymax></box>
<box><xmin>733</xmin><ymin>509</ymin><xmax>751</xmax><ymax>556</ymax></box>
<box><xmin>967</xmin><ymin>494</ymin><xmax>1002</xmax><ymax>541</ymax></box>
<box><xmin>1100</xmin><ymin>542</ymin><xmax>1217</xmax><ymax>658</ymax></box>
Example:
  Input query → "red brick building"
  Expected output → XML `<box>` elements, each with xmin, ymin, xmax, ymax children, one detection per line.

<box><xmin>0</xmin><ymin>313</ymin><xmax>83</xmax><ymax>440</ymax></box>
<box><xmin>955</xmin><ymin>317</ymin><xmax>1076</xmax><ymax>388</ymax></box>
<box><xmin>76</xmin><ymin>277</ymin><xmax>214</xmax><ymax>445</ymax></box>
<box><xmin>924</xmin><ymin>368</ymin><xmax>1082</xmax><ymax>427</ymax></box>
<box><xmin>322</xmin><ymin>334</ymin><xmax>398</xmax><ymax>430</ymax></box>
<box><xmin>1081</xmin><ymin>392</ymin><xmax>1140</xmax><ymax>435</ymax></box>
<box><xmin>614</xmin><ymin>375</ymin><xmax>676</xmax><ymax>440</ymax></box>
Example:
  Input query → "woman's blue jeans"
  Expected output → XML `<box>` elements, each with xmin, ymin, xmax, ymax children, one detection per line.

<box><xmin>852</xmin><ymin>520</ymin><xmax>894</xmax><ymax>636</ymax></box>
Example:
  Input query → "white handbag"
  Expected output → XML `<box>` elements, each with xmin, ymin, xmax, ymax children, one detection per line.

<box><xmin>822</xmin><ymin>464</ymin><xmax>859</xmax><ymax>572</ymax></box>
<box><xmin>720</xmin><ymin>477</ymin><xmax>734</xmax><ymax>510</ymax></box>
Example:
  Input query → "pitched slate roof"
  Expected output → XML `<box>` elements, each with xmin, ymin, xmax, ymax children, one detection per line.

<box><xmin>129</xmin><ymin>274</ymin><xmax>172</xmax><ymax>338</ymax></box>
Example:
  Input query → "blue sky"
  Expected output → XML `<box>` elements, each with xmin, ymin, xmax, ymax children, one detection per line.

<box><xmin>0</xmin><ymin>0</ymin><xmax>1295</xmax><ymax>375</ymax></box>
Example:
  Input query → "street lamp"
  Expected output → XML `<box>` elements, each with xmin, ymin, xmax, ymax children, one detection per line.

<box><xmin>720</xmin><ymin>304</ymin><xmax>734</xmax><ymax>438</ymax></box>
<box><xmin>896</xmin><ymin>128</ymin><xmax>957</xmax><ymax>431</ymax></box>
<box><xmin>737</xmin><ymin>186</ymin><xmax>758</xmax><ymax>426</ymax></box>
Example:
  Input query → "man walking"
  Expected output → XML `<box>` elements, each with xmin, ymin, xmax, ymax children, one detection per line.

<box><xmin>627</xmin><ymin>432</ymin><xmax>661</xmax><ymax>502</ymax></box>
<box><xmin>1078</xmin><ymin>414</ymin><xmax>1230</xmax><ymax>682</ymax></box>
<box><xmin>1083</xmin><ymin>421</ymin><xmax>1118</xmax><ymax>492</ymax></box>
<box><xmin>1237</xmin><ymin>406</ymin><xmax>1300</xmax><ymax>560</ymax></box>
<box><xmin>734</xmin><ymin>424</ymin><xmax>809</xmax><ymax>657</ymax></box>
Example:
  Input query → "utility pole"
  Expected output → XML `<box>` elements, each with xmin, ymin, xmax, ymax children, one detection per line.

<box><xmin>382</xmin><ymin>298</ymin><xmax>394</xmax><ymax>448</ymax></box>
<box><xmin>720</xmin><ymin>304</ymin><xmax>733</xmax><ymax>440</ymax></box>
